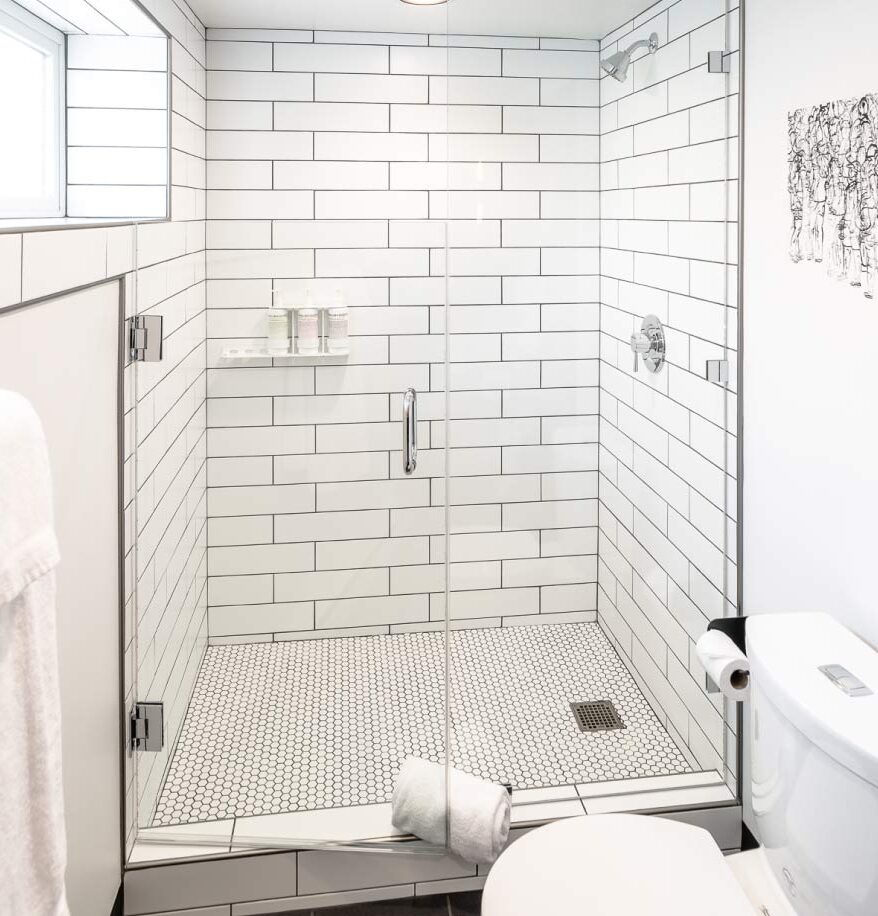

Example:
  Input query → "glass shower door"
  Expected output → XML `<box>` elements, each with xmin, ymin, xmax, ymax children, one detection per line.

<box><xmin>129</xmin><ymin>36</ymin><xmax>454</xmax><ymax>852</ymax></box>
<box><xmin>130</xmin><ymin>208</ymin><xmax>453</xmax><ymax>852</ymax></box>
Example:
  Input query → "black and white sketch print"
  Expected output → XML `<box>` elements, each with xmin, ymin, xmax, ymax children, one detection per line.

<box><xmin>788</xmin><ymin>95</ymin><xmax>878</xmax><ymax>298</ymax></box>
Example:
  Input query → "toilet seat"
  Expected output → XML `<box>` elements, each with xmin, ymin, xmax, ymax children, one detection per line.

<box><xmin>481</xmin><ymin>814</ymin><xmax>757</xmax><ymax>916</ymax></box>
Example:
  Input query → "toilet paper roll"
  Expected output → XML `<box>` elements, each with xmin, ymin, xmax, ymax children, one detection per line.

<box><xmin>696</xmin><ymin>629</ymin><xmax>750</xmax><ymax>700</ymax></box>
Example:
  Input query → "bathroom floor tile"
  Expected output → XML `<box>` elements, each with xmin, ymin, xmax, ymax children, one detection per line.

<box><xmin>152</xmin><ymin>623</ymin><xmax>690</xmax><ymax>827</ymax></box>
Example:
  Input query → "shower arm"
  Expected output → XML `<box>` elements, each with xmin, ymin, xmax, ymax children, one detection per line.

<box><xmin>626</xmin><ymin>35</ymin><xmax>659</xmax><ymax>57</ymax></box>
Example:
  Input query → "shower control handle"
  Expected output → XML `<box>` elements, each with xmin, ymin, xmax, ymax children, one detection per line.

<box><xmin>403</xmin><ymin>388</ymin><xmax>418</xmax><ymax>475</ymax></box>
<box><xmin>630</xmin><ymin>331</ymin><xmax>651</xmax><ymax>373</ymax></box>
<box><xmin>629</xmin><ymin>315</ymin><xmax>666</xmax><ymax>375</ymax></box>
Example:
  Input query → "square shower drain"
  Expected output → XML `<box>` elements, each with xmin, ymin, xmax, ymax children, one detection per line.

<box><xmin>570</xmin><ymin>700</ymin><xmax>625</xmax><ymax>732</ymax></box>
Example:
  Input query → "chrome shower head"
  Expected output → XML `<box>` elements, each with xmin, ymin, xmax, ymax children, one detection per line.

<box><xmin>600</xmin><ymin>49</ymin><xmax>631</xmax><ymax>82</ymax></box>
<box><xmin>600</xmin><ymin>32</ymin><xmax>659</xmax><ymax>83</ymax></box>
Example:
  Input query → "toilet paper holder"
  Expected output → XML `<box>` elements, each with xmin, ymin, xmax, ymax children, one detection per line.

<box><xmin>705</xmin><ymin>616</ymin><xmax>749</xmax><ymax>695</ymax></box>
<box><xmin>707</xmin><ymin>668</ymin><xmax>750</xmax><ymax>695</ymax></box>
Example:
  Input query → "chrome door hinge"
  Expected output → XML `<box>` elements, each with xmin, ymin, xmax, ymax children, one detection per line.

<box><xmin>706</xmin><ymin>359</ymin><xmax>730</xmax><ymax>386</ymax></box>
<box><xmin>131</xmin><ymin>702</ymin><xmax>164</xmax><ymax>752</ymax></box>
<box><xmin>128</xmin><ymin>314</ymin><xmax>164</xmax><ymax>362</ymax></box>
<box><xmin>708</xmin><ymin>50</ymin><xmax>731</xmax><ymax>73</ymax></box>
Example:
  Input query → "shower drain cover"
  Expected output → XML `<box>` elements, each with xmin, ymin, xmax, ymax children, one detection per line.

<box><xmin>570</xmin><ymin>700</ymin><xmax>625</xmax><ymax>732</ymax></box>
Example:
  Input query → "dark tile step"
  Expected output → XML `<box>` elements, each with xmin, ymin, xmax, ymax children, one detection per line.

<box><xmin>449</xmin><ymin>890</ymin><xmax>483</xmax><ymax>915</ymax></box>
<box><xmin>310</xmin><ymin>889</ymin><xmax>483</xmax><ymax>915</ymax></box>
<box><xmin>312</xmin><ymin>892</ymin><xmax>450</xmax><ymax>915</ymax></box>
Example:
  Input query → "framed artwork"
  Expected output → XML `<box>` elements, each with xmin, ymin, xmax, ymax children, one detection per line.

<box><xmin>788</xmin><ymin>95</ymin><xmax>878</xmax><ymax>299</ymax></box>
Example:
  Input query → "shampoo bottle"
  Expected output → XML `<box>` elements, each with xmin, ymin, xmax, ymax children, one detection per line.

<box><xmin>327</xmin><ymin>289</ymin><xmax>349</xmax><ymax>354</ymax></box>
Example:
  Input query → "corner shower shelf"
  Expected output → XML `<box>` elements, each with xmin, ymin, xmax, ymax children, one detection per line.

<box><xmin>221</xmin><ymin>346</ymin><xmax>349</xmax><ymax>360</ymax></box>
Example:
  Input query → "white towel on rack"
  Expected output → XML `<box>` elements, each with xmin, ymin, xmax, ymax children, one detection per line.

<box><xmin>391</xmin><ymin>758</ymin><xmax>511</xmax><ymax>865</ymax></box>
<box><xmin>0</xmin><ymin>390</ymin><xmax>69</xmax><ymax>916</ymax></box>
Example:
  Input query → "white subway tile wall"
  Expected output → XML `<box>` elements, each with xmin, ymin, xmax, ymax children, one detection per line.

<box><xmin>66</xmin><ymin>35</ymin><xmax>171</xmax><ymax>218</ymax></box>
<box><xmin>597</xmin><ymin>0</ymin><xmax>739</xmax><ymax>784</ymax></box>
<box><xmin>204</xmin><ymin>29</ymin><xmax>602</xmax><ymax>640</ymax></box>
<box><xmin>127</xmin><ymin>0</ymin><xmax>208</xmax><ymax>842</ymax></box>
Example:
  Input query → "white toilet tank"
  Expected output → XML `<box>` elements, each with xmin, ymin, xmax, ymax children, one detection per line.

<box><xmin>747</xmin><ymin>613</ymin><xmax>878</xmax><ymax>916</ymax></box>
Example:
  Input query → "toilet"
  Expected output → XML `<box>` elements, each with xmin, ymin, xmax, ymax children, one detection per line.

<box><xmin>482</xmin><ymin>613</ymin><xmax>878</xmax><ymax>916</ymax></box>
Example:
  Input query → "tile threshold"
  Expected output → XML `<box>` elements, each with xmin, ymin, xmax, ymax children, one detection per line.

<box><xmin>130</xmin><ymin>769</ymin><xmax>725</xmax><ymax>865</ymax></box>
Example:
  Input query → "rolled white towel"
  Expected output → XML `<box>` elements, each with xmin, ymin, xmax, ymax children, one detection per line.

<box><xmin>391</xmin><ymin>758</ymin><xmax>511</xmax><ymax>865</ymax></box>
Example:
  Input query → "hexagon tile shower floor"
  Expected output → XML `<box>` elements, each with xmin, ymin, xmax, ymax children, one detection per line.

<box><xmin>152</xmin><ymin>623</ymin><xmax>691</xmax><ymax>826</ymax></box>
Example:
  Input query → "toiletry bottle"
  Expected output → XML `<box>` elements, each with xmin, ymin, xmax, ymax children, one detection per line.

<box><xmin>327</xmin><ymin>289</ymin><xmax>349</xmax><ymax>354</ymax></box>
<box><xmin>267</xmin><ymin>289</ymin><xmax>290</xmax><ymax>354</ymax></box>
<box><xmin>297</xmin><ymin>289</ymin><xmax>319</xmax><ymax>355</ymax></box>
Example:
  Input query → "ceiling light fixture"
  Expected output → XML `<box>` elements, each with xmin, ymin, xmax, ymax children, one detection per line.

<box><xmin>400</xmin><ymin>0</ymin><xmax>448</xmax><ymax>5</ymax></box>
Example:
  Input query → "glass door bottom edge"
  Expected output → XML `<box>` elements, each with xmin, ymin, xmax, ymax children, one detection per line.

<box><xmin>130</xmin><ymin>769</ymin><xmax>731</xmax><ymax>864</ymax></box>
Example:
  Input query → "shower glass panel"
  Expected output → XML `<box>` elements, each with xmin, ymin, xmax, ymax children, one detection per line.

<box><xmin>597</xmin><ymin>0</ymin><xmax>742</xmax><ymax>805</ymax></box>
<box><xmin>125</xmin><ymin>0</ymin><xmax>744</xmax><ymax>863</ymax></box>
<box><xmin>443</xmin><ymin>0</ymin><xmax>742</xmax><ymax>818</ymax></box>
<box><xmin>127</xmin><ymin>0</ymin><xmax>455</xmax><ymax>856</ymax></box>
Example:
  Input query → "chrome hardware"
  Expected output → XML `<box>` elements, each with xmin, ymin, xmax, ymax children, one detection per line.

<box><xmin>629</xmin><ymin>315</ymin><xmax>666</xmax><ymax>374</ymax></box>
<box><xmin>128</xmin><ymin>314</ymin><xmax>163</xmax><ymax>362</ymax></box>
<box><xmin>708</xmin><ymin>50</ymin><xmax>731</xmax><ymax>73</ymax></box>
<box><xmin>706</xmin><ymin>359</ymin><xmax>730</xmax><ymax>385</ymax></box>
<box><xmin>131</xmin><ymin>702</ymin><xmax>164</xmax><ymax>752</ymax></box>
<box><xmin>600</xmin><ymin>32</ymin><xmax>659</xmax><ymax>83</ymax></box>
<box><xmin>819</xmin><ymin>664</ymin><xmax>873</xmax><ymax>697</ymax></box>
<box><xmin>402</xmin><ymin>388</ymin><xmax>417</xmax><ymax>475</ymax></box>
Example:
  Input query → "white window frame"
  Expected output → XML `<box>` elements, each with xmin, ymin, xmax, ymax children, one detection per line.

<box><xmin>0</xmin><ymin>0</ymin><xmax>65</xmax><ymax>219</ymax></box>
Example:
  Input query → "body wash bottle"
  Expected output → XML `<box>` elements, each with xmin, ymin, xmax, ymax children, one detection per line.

<box><xmin>297</xmin><ymin>289</ymin><xmax>319</xmax><ymax>355</ymax></box>
<box><xmin>267</xmin><ymin>289</ymin><xmax>290</xmax><ymax>354</ymax></box>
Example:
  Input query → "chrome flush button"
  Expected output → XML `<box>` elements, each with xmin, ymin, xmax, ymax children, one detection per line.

<box><xmin>818</xmin><ymin>664</ymin><xmax>873</xmax><ymax>697</ymax></box>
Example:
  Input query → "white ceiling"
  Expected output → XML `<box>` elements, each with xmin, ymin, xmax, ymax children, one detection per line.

<box><xmin>189</xmin><ymin>0</ymin><xmax>648</xmax><ymax>40</ymax></box>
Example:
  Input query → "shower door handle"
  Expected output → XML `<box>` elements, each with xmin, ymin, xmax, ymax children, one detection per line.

<box><xmin>402</xmin><ymin>388</ymin><xmax>418</xmax><ymax>475</ymax></box>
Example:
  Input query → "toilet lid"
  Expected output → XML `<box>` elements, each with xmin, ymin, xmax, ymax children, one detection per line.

<box><xmin>482</xmin><ymin>814</ymin><xmax>756</xmax><ymax>916</ymax></box>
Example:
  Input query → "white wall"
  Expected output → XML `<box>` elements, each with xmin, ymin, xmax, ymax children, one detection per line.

<box><xmin>0</xmin><ymin>282</ymin><xmax>122</xmax><ymax>916</ymax></box>
<box><xmin>743</xmin><ymin>0</ymin><xmax>878</xmax><ymax>648</ymax></box>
